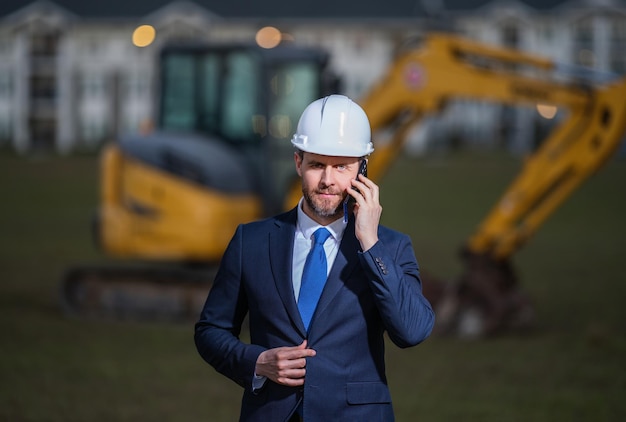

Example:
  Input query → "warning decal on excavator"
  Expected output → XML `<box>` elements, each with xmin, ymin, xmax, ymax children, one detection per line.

<box><xmin>404</xmin><ymin>63</ymin><xmax>425</xmax><ymax>89</ymax></box>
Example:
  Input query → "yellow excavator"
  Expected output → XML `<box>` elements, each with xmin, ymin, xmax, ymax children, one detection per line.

<box><xmin>62</xmin><ymin>33</ymin><xmax>626</xmax><ymax>337</ymax></box>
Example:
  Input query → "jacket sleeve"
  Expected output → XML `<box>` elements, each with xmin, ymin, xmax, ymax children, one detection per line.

<box><xmin>358</xmin><ymin>233</ymin><xmax>435</xmax><ymax>347</ymax></box>
<box><xmin>194</xmin><ymin>224</ymin><xmax>266</xmax><ymax>389</ymax></box>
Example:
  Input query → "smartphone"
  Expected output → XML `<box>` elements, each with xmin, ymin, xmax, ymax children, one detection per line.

<box><xmin>343</xmin><ymin>159</ymin><xmax>368</xmax><ymax>222</ymax></box>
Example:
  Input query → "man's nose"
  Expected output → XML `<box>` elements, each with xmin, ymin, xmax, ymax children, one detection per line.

<box><xmin>319</xmin><ymin>166</ymin><xmax>335</xmax><ymax>186</ymax></box>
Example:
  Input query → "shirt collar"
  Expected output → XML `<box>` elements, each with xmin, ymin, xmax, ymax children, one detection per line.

<box><xmin>296</xmin><ymin>198</ymin><xmax>348</xmax><ymax>242</ymax></box>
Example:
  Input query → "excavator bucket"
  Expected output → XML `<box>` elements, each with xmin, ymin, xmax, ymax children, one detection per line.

<box><xmin>422</xmin><ymin>251</ymin><xmax>535</xmax><ymax>338</ymax></box>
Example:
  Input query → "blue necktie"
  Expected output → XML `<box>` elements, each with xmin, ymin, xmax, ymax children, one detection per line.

<box><xmin>298</xmin><ymin>227</ymin><xmax>331</xmax><ymax>332</ymax></box>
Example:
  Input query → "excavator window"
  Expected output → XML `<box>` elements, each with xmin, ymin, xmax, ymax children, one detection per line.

<box><xmin>220</xmin><ymin>52</ymin><xmax>261</xmax><ymax>143</ymax></box>
<box><xmin>160</xmin><ymin>48</ymin><xmax>262</xmax><ymax>146</ymax></box>
<box><xmin>197</xmin><ymin>55</ymin><xmax>219</xmax><ymax>135</ymax></box>
<box><xmin>160</xmin><ymin>53</ymin><xmax>195</xmax><ymax>130</ymax></box>
<box><xmin>157</xmin><ymin>44</ymin><xmax>330</xmax><ymax>214</ymax></box>
<box><xmin>159</xmin><ymin>46</ymin><xmax>322</xmax><ymax>150</ymax></box>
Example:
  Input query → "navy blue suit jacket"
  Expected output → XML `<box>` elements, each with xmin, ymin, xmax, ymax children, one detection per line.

<box><xmin>195</xmin><ymin>207</ymin><xmax>434</xmax><ymax>421</ymax></box>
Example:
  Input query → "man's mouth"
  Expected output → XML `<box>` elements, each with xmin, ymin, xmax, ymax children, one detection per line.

<box><xmin>316</xmin><ymin>191</ymin><xmax>340</xmax><ymax>199</ymax></box>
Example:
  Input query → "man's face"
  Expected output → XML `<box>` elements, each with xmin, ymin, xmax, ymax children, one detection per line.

<box><xmin>294</xmin><ymin>151</ymin><xmax>361</xmax><ymax>224</ymax></box>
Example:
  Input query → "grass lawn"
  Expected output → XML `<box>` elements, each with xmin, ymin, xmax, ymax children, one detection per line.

<box><xmin>0</xmin><ymin>150</ymin><xmax>624</xmax><ymax>421</ymax></box>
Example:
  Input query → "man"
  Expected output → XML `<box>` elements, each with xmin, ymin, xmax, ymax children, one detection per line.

<box><xmin>195</xmin><ymin>94</ymin><xmax>435</xmax><ymax>421</ymax></box>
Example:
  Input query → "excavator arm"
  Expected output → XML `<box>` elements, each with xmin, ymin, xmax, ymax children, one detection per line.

<box><xmin>359</xmin><ymin>33</ymin><xmax>626</xmax><ymax>336</ymax></box>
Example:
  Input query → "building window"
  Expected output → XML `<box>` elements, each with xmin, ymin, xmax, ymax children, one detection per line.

<box><xmin>0</xmin><ymin>119</ymin><xmax>11</xmax><ymax>142</ymax></box>
<box><xmin>123</xmin><ymin>116</ymin><xmax>141</xmax><ymax>133</ymax></box>
<box><xmin>30</xmin><ymin>32</ymin><xmax>59</xmax><ymax>57</ymax></box>
<box><xmin>538</xmin><ymin>21</ymin><xmax>553</xmax><ymax>43</ymax></box>
<box><xmin>123</xmin><ymin>73</ymin><xmax>150</xmax><ymax>100</ymax></box>
<box><xmin>611</xmin><ymin>17</ymin><xmax>626</xmax><ymax>43</ymax></box>
<box><xmin>574</xmin><ymin>18</ymin><xmax>593</xmax><ymax>43</ymax></box>
<box><xmin>573</xmin><ymin>17</ymin><xmax>593</xmax><ymax>46</ymax></box>
<box><xmin>573</xmin><ymin>17</ymin><xmax>595</xmax><ymax>67</ymax></box>
<box><xmin>81</xmin><ymin>118</ymin><xmax>107</xmax><ymax>145</ymax></box>
<box><xmin>0</xmin><ymin>72</ymin><xmax>11</xmax><ymax>98</ymax></box>
<box><xmin>0</xmin><ymin>37</ymin><xmax>11</xmax><ymax>56</ymax></box>
<box><xmin>80</xmin><ymin>36</ymin><xmax>103</xmax><ymax>56</ymax></box>
<box><xmin>30</xmin><ymin>75</ymin><xmax>55</xmax><ymax>99</ymax></box>
<box><xmin>80</xmin><ymin>73</ymin><xmax>105</xmax><ymax>98</ymax></box>
<box><xmin>610</xmin><ymin>57</ymin><xmax>626</xmax><ymax>74</ymax></box>
<box><xmin>501</xmin><ymin>20</ymin><xmax>519</xmax><ymax>48</ymax></box>
<box><xmin>610</xmin><ymin>17</ymin><xmax>626</xmax><ymax>73</ymax></box>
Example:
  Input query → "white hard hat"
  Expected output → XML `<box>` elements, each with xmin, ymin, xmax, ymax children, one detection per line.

<box><xmin>291</xmin><ymin>94</ymin><xmax>374</xmax><ymax>157</ymax></box>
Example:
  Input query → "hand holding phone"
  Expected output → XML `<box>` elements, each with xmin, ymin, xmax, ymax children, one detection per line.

<box><xmin>343</xmin><ymin>159</ymin><xmax>368</xmax><ymax>222</ymax></box>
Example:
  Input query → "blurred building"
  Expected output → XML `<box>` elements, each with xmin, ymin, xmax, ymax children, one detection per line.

<box><xmin>0</xmin><ymin>0</ymin><xmax>624</xmax><ymax>154</ymax></box>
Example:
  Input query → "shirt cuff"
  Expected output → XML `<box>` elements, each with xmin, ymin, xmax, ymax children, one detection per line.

<box><xmin>252</xmin><ymin>373</ymin><xmax>267</xmax><ymax>392</ymax></box>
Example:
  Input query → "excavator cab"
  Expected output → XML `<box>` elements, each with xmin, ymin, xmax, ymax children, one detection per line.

<box><xmin>63</xmin><ymin>43</ymin><xmax>334</xmax><ymax>319</ymax></box>
<box><xmin>97</xmin><ymin>43</ymin><xmax>332</xmax><ymax>262</ymax></box>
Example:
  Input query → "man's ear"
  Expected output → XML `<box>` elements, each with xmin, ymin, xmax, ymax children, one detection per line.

<box><xmin>294</xmin><ymin>152</ymin><xmax>303</xmax><ymax>177</ymax></box>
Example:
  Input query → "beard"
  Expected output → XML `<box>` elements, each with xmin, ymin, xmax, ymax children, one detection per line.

<box><xmin>302</xmin><ymin>184</ymin><xmax>345</xmax><ymax>220</ymax></box>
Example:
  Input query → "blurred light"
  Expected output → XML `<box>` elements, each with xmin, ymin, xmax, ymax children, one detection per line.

<box><xmin>133</xmin><ymin>25</ymin><xmax>156</xmax><ymax>48</ymax></box>
<box><xmin>578</xmin><ymin>49</ymin><xmax>595</xmax><ymax>66</ymax></box>
<box><xmin>536</xmin><ymin>103</ymin><xmax>557</xmax><ymax>119</ymax></box>
<box><xmin>256</xmin><ymin>26</ymin><xmax>282</xmax><ymax>49</ymax></box>
<box><xmin>252</xmin><ymin>115</ymin><xmax>267</xmax><ymax>137</ymax></box>
<box><xmin>139</xmin><ymin>118</ymin><xmax>154</xmax><ymax>135</ymax></box>
<box><xmin>269</xmin><ymin>115</ymin><xmax>292</xmax><ymax>139</ymax></box>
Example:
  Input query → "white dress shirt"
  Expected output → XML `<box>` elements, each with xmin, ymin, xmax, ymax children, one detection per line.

<box><xmin>292</xmin><ymin>198</ymin><xmax>348</xmax><ymax>301</ymax></box>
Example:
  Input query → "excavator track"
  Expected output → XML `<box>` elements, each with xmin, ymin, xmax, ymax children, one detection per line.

<box><xmin>61</xmin><ymin>264</ymin><xmax>217</xmax><ymax>322</ymax></box>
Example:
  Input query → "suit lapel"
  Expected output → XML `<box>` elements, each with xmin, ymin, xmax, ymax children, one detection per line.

<box><xmin>268</xmin><ymin>208</ymin><xmax>307</xmax><ymax>336</ymax></box>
